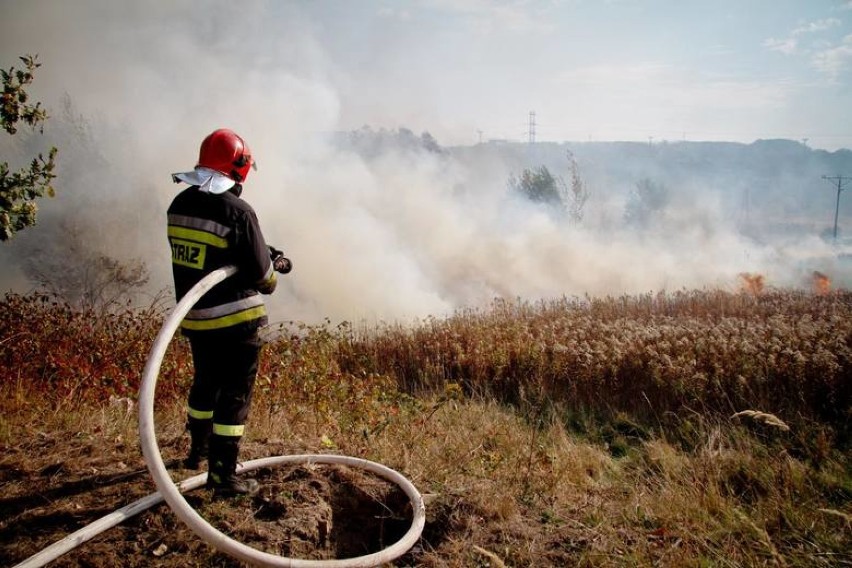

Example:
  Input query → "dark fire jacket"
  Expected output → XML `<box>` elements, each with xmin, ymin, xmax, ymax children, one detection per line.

<box><xmin>167</xmin><ymin>186</ymin><xmax>276</xmax><ymax>335</ymax></box>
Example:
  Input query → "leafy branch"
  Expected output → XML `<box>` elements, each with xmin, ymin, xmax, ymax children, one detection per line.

<box><xmin>2</xmin><ymin>55</ymin><xmax>50</xmax><ymax>134</ymax></box>
<box><xmin>1</xmin><ymin>54</ymin><xmax>58</xmax><ymax>241</ymax></box>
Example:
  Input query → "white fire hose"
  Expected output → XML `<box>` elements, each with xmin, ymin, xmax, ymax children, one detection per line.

<box><xmin>15</xmin><ymin>266</ymin><xmax>425</xmax><ymax>568</ymax></box>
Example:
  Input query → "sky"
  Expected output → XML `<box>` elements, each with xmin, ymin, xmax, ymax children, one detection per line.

<box><xmin>0</xmin><ymin>1</ymin><xmax>850</xmax><ymax>324</ymax></box>
<box><xmin>302</xmin><ymin>0</ymin><xmax>852</xmax><ymax>150</ymax></box>
<box><xmin>1</xmin><ymin>0</ymin><xmax>850</xmax><ymax>150</ymax></box>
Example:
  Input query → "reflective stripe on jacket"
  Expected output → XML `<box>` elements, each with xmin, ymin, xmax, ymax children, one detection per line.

<box><xmin>167</xmin><ymin>186</ymin><xmax>275</xmax><ymax>334</ymax></box>
<box><xmin>182</xmin><ymin>296</ymin><xmax>267</xmax><ymax>331</ymax></box>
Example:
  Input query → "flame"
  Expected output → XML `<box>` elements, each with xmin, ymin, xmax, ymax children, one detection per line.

<box><xmin>812</xmin><ymin>271</ymin><xmax>831</xmax><ymax>295</ymax></box>
<box><xmin>738</xmin><ymin>272</ymin><xmax>765</xmax><ymax>295</ymax></box>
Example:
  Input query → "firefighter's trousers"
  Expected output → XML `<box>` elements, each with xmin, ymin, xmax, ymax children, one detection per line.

<box><xmin>186</xmin><ymin>330</ymin><xmax>262</xmax><ymax>439</ymax></box>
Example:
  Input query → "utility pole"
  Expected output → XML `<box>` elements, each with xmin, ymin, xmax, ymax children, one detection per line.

<box><xmin>822</xmin><ymin>175</ymin><xmax>851</xmax><ymax>242</ymax></box>
<box><xmin>528</xmin><ymin>111</ymin><xmax>536</xmax><ymax>145</ymax></box>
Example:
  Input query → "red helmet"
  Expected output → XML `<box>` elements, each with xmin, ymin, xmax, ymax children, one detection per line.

<box><xmin>197</xmin><ymin>128</ymin><xmax>256</xmax><ymax>183</ymax></box>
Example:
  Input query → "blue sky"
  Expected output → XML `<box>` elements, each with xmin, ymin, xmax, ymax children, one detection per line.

<box><xmin>294</xmin><ymin>0</ymin><xmax>852</xmax><ymax>149</ymax></box>
<box><xmin>1</xmin><ymin>0</ymin><xmax>850</xmax><ymax>150</ymax></box>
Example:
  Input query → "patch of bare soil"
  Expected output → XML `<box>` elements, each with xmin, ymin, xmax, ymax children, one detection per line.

<box><xmin>0</xmin><ymin>433</ymin><xmax>426</xmax><ymax>567</ymax></box>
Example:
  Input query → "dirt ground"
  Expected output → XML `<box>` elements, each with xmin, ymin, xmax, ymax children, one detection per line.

<box><xmin>0</xmin><ymin>429</ymin><xmax>427</xmax><ymax>567</ymax></box>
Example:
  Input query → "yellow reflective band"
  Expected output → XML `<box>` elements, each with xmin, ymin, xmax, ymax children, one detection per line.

<box><xmin>257</xmin><ymin>272</ymin><xmax>277</xmax><ymax>294</ymax></box>
<box><xmin>186</xmin><ymin>296</ymin><xmax>264</xmax><ymax>319</ymax></box>
<box><xmin>171</xmin><ymin>238</ymin><xmax>207</xmax><ymax>269</ymax></box>
<box><xmin>188</xmin><ymin>407</ymin><xmax>214</xmax><ymax>420</ymax></box>
<box><xmin>180</xmin><ymin>305</ymin><xmax>266</xmax><ymax>331</ymax></box>
<box><xmin>168</xmin><ymin>226</ymin><xmax>228</xmax><ymax>248</ymax></box>
<box><xmin>213</xmin><ymin>423</ymin><xmax>245</xmax><ymax>437</ymax></box>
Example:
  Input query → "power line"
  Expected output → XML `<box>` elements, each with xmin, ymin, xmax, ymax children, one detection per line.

<box><xmin>821</xmin><ymin>175</ymin><xmax>851</xmax><ymax>242</ymax></box>
<box><xmin>528</xmin><ymin>111</ymin><xmax>536</xmax><ymax>145</ymax></box>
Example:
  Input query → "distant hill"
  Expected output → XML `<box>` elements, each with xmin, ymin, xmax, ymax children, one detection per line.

<box><xmin>333</xmin><ymin>128</ymin><xmax>852</xmax><ymax>243</ymax></box>
<box><xmin>452</xmin><ymin>138</ymin><xmax>852</xmax><ymax>240</ymax></box>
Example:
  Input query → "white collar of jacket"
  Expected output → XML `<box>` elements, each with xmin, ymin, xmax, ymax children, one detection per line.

<box><xmin>171</xmin><ymin>166</ymin><xmax>235</xmax><ymax>195</ymax></box>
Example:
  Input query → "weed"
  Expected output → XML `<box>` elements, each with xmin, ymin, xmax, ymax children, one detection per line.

<box><xmin>1</xmin><ymin>288</ymin><xmax>850</xmax><ymax>566</ymax></box>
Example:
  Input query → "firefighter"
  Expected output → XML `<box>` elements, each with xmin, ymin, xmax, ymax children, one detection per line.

<box><xmin>168</xmin><ymin>128</ymin><xmax>291</xmax><ymax>497</ymax></box>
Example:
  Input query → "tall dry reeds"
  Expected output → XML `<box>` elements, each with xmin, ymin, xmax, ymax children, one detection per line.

<box><xmin>328</xmin><ymin>290</ymin><xmax>851</xmax><ymax>436</ymax></box>
<box><xmin>1</xmin><ymin>287</ymin><xmax>850</xmax><ymax>566</ymax></box>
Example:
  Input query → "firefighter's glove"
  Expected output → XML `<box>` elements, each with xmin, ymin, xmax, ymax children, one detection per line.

<box><xmin>274</xmin><ymin>256</ymin><xmax>292</xmax><ymax>274</ymax></box>
<box><xmin>268</xmin><ymin>246</ymin><xmax>292</xmax><ymax>274</ymax></box>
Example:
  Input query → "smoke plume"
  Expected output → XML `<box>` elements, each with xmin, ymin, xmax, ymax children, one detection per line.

<box><xmin>1</xmin><ymin>1</ymin><xmax>849</xmax><ymax>325</ymax></box>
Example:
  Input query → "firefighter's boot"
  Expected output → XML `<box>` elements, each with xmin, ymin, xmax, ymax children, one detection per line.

<box><xmin>206</xmin><ymin>435</ymin><xmax>259</xmax><ymax>497</ymax></box>
<box><xmin>183</xmin><ymin>417</ymin><xmax>212</xmax><ymax>470</ymax></box>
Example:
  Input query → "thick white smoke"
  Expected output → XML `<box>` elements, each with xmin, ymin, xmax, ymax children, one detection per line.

<box><xmin>0</xmin><ymin>1</ymin><xmax>848</xmax><ymax>325</ymax></box>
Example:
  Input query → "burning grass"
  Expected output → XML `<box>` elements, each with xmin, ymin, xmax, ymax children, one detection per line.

<box><xmin>1</xmin><ymin>287</ymin><xmax>850</xmax><ymax>566</ymax></box>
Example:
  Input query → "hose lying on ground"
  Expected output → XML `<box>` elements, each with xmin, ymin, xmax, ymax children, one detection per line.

<box><xmin>15</xmin><ymin>266</ymin><xmax>426</xmax><ymax>568</ymax></box>
<box><xmin>13</xmin><ymin>472</ymin><xmax>208</xmax><ymax>568</ymax></box>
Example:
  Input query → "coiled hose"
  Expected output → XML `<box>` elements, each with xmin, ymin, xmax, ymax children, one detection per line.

<box><xmin>15</xmin><ymin>266</ymin><xmax>425</xmax><ymax>568</ymax></box>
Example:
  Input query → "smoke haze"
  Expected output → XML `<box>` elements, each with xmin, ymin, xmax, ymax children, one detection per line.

<box><xmin>1</xmin><ymin>1</ymin><xmax>850</xmax><ymax>325</ymax></box>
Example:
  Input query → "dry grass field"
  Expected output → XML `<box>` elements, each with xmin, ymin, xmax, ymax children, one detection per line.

<box><xmin>1</xmin><ymin>287</ymin><xmax>850</xmax><ymax>566</ymax></box>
